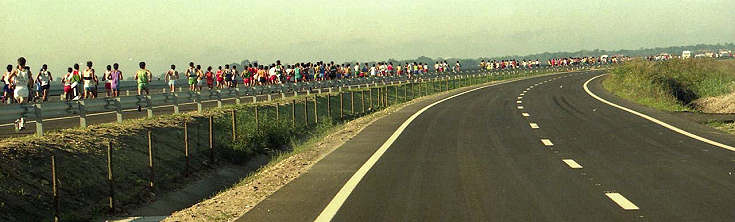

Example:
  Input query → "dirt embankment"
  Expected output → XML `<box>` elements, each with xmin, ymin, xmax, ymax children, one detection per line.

<box><xmin>692</xmin><ymin>92</ymin><xmax>735</xmax><ymax>114</ymax></box>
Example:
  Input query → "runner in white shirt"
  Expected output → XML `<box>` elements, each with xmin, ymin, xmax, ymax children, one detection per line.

<box><xmin>165</xmin><ymin>64</ymin><xmax>179</xmax><ymax>92</ymax></box>
<box><xmin>36</xmin><ymin>64</ymin><xmax>52</xmax><ymax>102</ymax></box>
<box><xmin>11</xmin><ymin>57</ymin><xmax>32</xmax><ymax>131</ymax></box>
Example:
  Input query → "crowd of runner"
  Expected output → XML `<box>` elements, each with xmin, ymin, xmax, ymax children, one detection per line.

<box><xmin>2</xmin><ymin>56</ymin><xmax>620</xmax><ymax>104</ymax></box>
<box><xmin>2</xmin><ymin>55</ymin><xmax>620</xmax><ymax>131</ymax></box>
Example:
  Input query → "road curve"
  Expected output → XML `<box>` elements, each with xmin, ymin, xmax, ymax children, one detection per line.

<box><xmin>237</xmin><ymin>70</ymin><xmax>735</xmax><ymax>221</ymax></box>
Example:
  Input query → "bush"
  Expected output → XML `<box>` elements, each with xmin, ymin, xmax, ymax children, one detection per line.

<box><xmin>604</xmin><ymin>58</ymin><xmax>735</xmax><ymax>111</ymax></box>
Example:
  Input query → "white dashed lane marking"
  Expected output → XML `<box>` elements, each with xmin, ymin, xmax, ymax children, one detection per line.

<box><xmin>517</xmin><ymin>101</ymin><xmax>522</xmax><ymax>104</ymax></box>
<box><xmin>562</xmin><ymin>159</ymin><xmax>583</xmax><ymax>168</ymax></box>
<box><xmin>517</xmin><ymin>97</ymin><xmax>522</xmax><ymax>99</ymax></box>
<box><xmin>605</xmin><ymin>193</ymin><xmax>640</xmax><ymax>210</ymax></box>
<box><xmin>517</xmin><ymin>106</ymin><xmax>524</xmax><ymax>110</ymax></box>
<box><xmin>541</xmin><ymin>139</ymin><xmax>553</xmax><ymax>146</ymax></box>
<box><xmin>522</xmin><ymin>113</ymin><xmax>530</xmax><ymax>117</ymax></box>
<box><xmin>529</xmin><ymin>123</ymin><xmax>539</xmax><ymax>129</ymax></box>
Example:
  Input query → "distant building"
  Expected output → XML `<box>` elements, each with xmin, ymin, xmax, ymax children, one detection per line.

<box><xmin>682</xmin><ymin>51</ymin><xmax>692</xmax><ymax>59</ymax></box>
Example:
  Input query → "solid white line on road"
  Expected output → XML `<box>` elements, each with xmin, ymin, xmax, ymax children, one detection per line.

<box><xmin>517</xmin><ymin>100</ymin><xmax>522</xmax><ymax>104</ymax></box>
<box><xmin>605</xmin><ymin>193</ymin><xmax>639</xmax><ymax>210</ymax></box>
<box><xmin>315</xmin><ymin>72</ymin><xmax>574</xmax><ymax>222</ymax></box>
<box><xmin>530</xmin><ymin>123</ymin><xmax>539</xmax><ymax>129</ymax></box>
<box><xmin>541</xmin><ymin>139</ymin><xmax>553</xmax><ymax>146</ymax></box>
<box><xmin>584</xmin><ymin>75</ymin><xmax>735</xmax><ymax>152</ymax></box>
<box><xmin>562</xmin><ymin>159</ymin><xmax>583</xmax><ymax>168</ymax></box>
<box><xmin>517</xmin><ymin>106</ymin><xmax>524</xmax><ymax>110</ymax></box>
<box><xmin>522</xmin><ymin>113</ymin><xmax>530</xmax><ymax>117</ymax></box>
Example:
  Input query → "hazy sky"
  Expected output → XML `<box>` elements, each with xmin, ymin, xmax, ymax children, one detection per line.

<box><xmin>1</xmin><ymin>0</ymin><xmax>733</xmax><ymax>74</ymax></box>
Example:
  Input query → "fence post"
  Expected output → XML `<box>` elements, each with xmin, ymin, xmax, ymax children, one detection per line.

<box><xmin>208</xmin><ymin>116</ymin><xmax>214</xmax><ymax>163</ymax></box>
<box><xmin>34</xmin><ymin>104</ymin><xmax>43</xmax><ymax>136</ymax></box>
<box><xmin>275</xmin><ymin>103</ymin><xmax>280</xmax><ymax>122</ymax></box>
<box><xmin>291</xmin><ymin>102</ymin><xmax>296</xmax><ymax>127</ymax></box>
<box><xmin>231</xmin><ymin>109</ymin><xmax>237</xmax><ymax>141</ymax></box>
<box><xmin>147</xmin><ymin>130</ymin><xmax>155</xmax><ymax>191</ymax></box>
<box><xmin>350</xmin><ymin>91</ymin><xmax>354</xmax><ymax>115</ymax></box>
<box><xmin>78</xmin><ymin>100</ymin><xmax>87</xmax><ymax>128</ymax></box>
<box><xmin>313</xmin><ymin>96</ymin><xmax>318</xmax><ymax>124</ymax></box>
<box><xmin>115</xmin><ymin>98</ymin><xmax>123</xmax><ymax>123</ymax></box>
<box><xmin>255</xmin><ymin>106</ymin><xmax>259</xmax><ymax>129</ymax></box>
<box><xmin>326</xmin><ymin>94</ymin><xmax>331</xmax><ymax>120</ymax></box>
<box><xmin>107</xmin><ymin>141</ymin><xmax>115</xmax><ymax>213</ymax></box>
<box><xmin>394</xmin><ymin>84</ymin><xmax>398</xmax><ymax>104</ymax></box>
<box><xmin>304</xmin><ymin>97</ymin><xmax>308</xmax><ymax>126</ymax></box>
<box><xmin>339</xmin><ymin>92</ymin><xmax>344</xmax><ymax>119</ymax></box>
<box><xmin>403</xmin><ymin>84</ymin><xmax>407</xmax><ymax>102</ymax></box>
<box><xmin>51</xmin><ymin>155</ymin><xmax>59</xmax><ymax>222</ymax></box>
<box><xmin>361</xmin><ymin>90</ymin><xmax>365</xmax><ymax>113</ymax></box>
<box><xmin>410</xmin><ymin>82</ymin><xmax>414</xmax><ymax>99</ymax></box>
<box><xmin>146</xmin><ymin>95</ymin><xmax>153</xmax><ymax>118</ymax></box>
<box><xmin>385</xmin><ymin>86</ymin><xmax>389</xmax><ymax>106</ymax></box>
<box><xmin>184</xmin><ymin>121</ymin><xmax>190</xmax><ymax>177</ymax></box>
<box><xmin>376</xmin><ymin>87</ymin><xmax>380</xmax><ymax>108</ymax></box>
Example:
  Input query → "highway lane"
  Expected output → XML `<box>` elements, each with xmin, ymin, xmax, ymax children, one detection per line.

<box><xmin>237</xmin><ymin>69</ymin><xmax>735</xmax><ymax>221</ymax></box>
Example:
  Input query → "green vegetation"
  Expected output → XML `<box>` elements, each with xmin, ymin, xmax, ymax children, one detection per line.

<box><xmin>603</xmin><ymin>59</ymin><xmax>735</xmax><ymax>112</ymax></box>
<box><xmin>0</xmin><ymin>68</ymin><xmax>565</xmax><ymax>221</ymax></box>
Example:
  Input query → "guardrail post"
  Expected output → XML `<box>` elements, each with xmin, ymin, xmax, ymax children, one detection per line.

<box><xmin>146</xmin><ymin>96</ymin><xmax>153</xmax><ymax>118</ymax></box>
<box><xmin>78</xmin><ymin>100</ymin><xmax>87</xmax><ymax>128</ymax></box>
<box><xmin>34</xmin><ymin>104</ymin><xmax>43</xmax><ymax>136</ymax></box>
<box><xmin>216</xmin><ymin>90</ymin><xmax>223</xmax><ymax>108</ymax></box>
<box><xmin>172</xmin><ymin>93</ymin><xmax>179</xmax><ymax>114</ymax></box>
<box><xmin>115</xmin><ymin>98</ymin><xmax>123</xmax><ymax>123</ymax></box>
<box><xmin>234</xmin><ymin>88</ymin><xmax>241</xmax><ymax>104</ymax></box>
<box><xmin>196</xmin><ymin>92</ymin><xmax>203</xmax><ymax>113</ymax></box>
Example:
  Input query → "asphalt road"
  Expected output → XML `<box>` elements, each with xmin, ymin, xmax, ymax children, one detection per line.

<box><xmin>237</xmin><ymin>70</ymin><xmax>735</xmax><ymax>221</ymax></box>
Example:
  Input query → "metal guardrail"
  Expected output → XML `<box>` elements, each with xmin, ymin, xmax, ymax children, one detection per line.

<box><xmin>0</xmin><ymin>64</ymin><xmax>605</xmax><ymax>136</ymax></box>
